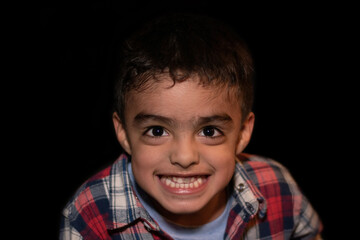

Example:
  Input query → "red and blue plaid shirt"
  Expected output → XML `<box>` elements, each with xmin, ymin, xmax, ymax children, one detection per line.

<box><xmin>60</xmin><ymin>154</ymin><xmax>322</xmax><ymax>239</ymax></box>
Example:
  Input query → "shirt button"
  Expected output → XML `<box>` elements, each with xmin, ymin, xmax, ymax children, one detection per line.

<box><xmin>236</xmin><ymin>183</ymin><xmax>245</xmax><ymax>192</ymax></box>
<box><xmin>246</xmin><ymin>202</ymin><xmax>256</xmax><ymax>214</ymax></box>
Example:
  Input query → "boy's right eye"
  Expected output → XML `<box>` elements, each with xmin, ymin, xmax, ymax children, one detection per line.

<box><xmin>144</xmin><ymin>126</ymin><xmax>169</xmax><ymax>137</ymax></box>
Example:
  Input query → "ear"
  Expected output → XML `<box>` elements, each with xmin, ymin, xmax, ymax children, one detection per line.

<box><xmin>112</xmin><ymin>112</ymin><xmax>132</xmax><ymax>155</ymax></box>
<box><xmin>236</xmin><ymin>112</ymin><xmax>255</xmax><ymax>155</ymax></box>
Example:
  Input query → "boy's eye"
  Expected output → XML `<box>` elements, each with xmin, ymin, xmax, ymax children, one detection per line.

<box><xmin>199</xmin><ymin>126</ymin><xmax>223</xmax><ymax>137</ymax></box>
<box><xmin>145</xmin><ymin>126</ymin><xmax>169</xmax><ymax>137</ymax></box>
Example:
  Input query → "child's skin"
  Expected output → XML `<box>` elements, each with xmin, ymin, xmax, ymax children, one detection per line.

<box><xmin>113</xmin><ymin>73</ymin><xmax>255</xmax><ymax>227</ymax></box>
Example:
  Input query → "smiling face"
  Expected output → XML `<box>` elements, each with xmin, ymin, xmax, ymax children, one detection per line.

<box><xmin>113</xmin><ymin>74</ymin><xmax>254</xmax><ymax>226</ymax></box>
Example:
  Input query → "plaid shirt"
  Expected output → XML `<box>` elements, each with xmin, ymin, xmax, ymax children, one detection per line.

<box><xmin>60</xmin><ymin>154</ymin><xmax>322</xmax><ymax>240</ymax></box>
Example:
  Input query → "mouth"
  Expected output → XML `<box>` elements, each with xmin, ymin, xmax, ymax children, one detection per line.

<box><xmin>157</xmin><ymin>175</ymin><xmax>209</xmax><ymax>193</ymax></box>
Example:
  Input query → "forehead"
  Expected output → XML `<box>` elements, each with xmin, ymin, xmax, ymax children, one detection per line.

<box><xmin>125</xmin><ymin>75</ymin><xmax>242</xmax><ymax>123</ymax></box>
<box><xmin>128</xmin><ymin>73</ymin><xmax>239</xmax><ymax>103</ymax></box>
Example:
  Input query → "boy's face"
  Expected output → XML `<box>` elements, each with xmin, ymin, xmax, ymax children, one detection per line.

<box><xmin>114</xmin><ymin>74</ymin><xmax>254</xmax><ymax>226</ymax></box>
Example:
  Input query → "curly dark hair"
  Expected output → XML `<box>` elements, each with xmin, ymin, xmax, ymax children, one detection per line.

<box><xmin>114</xmin><ymin>13</ymin><xmax>254</xmax><ymax>125</ymax></box>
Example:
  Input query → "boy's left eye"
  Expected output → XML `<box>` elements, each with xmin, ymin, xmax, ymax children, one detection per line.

<box><xmin>199</xmin><ymin>126</ymin><xmax>223</xmax><ymax>137</ymax></box>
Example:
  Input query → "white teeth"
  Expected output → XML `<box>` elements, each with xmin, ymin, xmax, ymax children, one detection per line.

<box><xmin>160</xmin><ymin>176</ymin><xmax>206</xmax><ymax>189</ymax></box>
<box><xmin>166</xmin><ymin>178</ymin><xmax>171</xmax><ymax>186</ymax></box>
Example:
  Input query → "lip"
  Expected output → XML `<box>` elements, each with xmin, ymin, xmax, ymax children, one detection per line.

<box><xmin>157</xmin><ymin>174</ymin><xmax>210</xmax><ymax>195</ymax></box>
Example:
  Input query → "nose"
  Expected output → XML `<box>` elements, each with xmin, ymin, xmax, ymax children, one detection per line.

<box><xmin>170</xmin><ymin>136</ymin><xmax>200</xmax><ymax>168</ymax></box>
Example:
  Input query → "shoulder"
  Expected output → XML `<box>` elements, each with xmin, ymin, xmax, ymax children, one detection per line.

<box><xmin>236</xmin><ymin>154</ymin><xmax>323</xmax><ymax>238</ymax></box>
<box><xmin>238</xmin><ymin>153</ymin><xmax>298</xmax><ymax>190</ymax></box>
<box><xmin>62</xmin><ymin>154</ymin><xmax>130</xmax><ymax>221</ymax></box>
<box><xmin>62</xmin><ymin>164</ymin><xmax>113</xmax><ymax>221</ymax></box>
<box><xmin>60</xmin><ymin>155</ymin><xmax>133</xmax><ymax>238</ymax></box>
<box><xmin>237</xmin><ymin>153</ymin><xmax>309</xmax><ymax>219</ymax></box>
<box><xmin>238</xmin><ymin>153</ymin><xmax>289</xmax><ymax>172</ymax></box>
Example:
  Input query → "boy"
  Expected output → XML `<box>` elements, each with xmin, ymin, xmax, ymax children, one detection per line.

<box><xmin>60</xmin><ymin>14</ymin><xmax>322</xmax><ymax>239</ymax></box>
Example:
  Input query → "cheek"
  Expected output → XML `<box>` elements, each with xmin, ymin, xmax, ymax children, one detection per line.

<box><xmin>130</xmin><ymin>150</ymin><xmax>159</xmax><ymax>190</ymax></box>
<box><xmin>214</xmin><ymin>154</ymin><xmax>236</xmax><ymax>175</ymax></box>
<box><xmin>200</xmin><ymin>145</ymin><xmax>236</xmax><ymax>175</ymax></box>
<box><xmin>130</xmin><ymin>144</ymin><xmax>168</xmax><ymax>174</ymax></box>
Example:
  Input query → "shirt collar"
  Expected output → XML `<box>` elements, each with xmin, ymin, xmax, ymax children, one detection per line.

<box><xmin>232</xmin><ymin>158</ymin><xmax>267</xmax><ymax>219</ymax></box>
<box><xmin>106</xmin><ymin>154</ymin><xmax>267</xmax><ymax>231</ymax></box>
<box><xmin>106</xmin><ymin>154</ymin><xmax>160</xmax><ymax>231</ymax></box>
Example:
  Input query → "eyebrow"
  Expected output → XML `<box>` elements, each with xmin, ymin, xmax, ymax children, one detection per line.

<box><xmin>134</xmin><ymin>113</ymin><xmax>175</xmax><ymax>126</ymax></box>
<box><xmin>133</xmin><ymin>113</ymin><xmax>233</xmax><ymax>127</ymax></box>
<box><xmin>196</xmin><ymin>115</ymin><xmax>233</xmax><ymax>126</ymax></box>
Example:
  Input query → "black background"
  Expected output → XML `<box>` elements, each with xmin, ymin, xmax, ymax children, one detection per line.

<box><xmin>26</xmin><ymin>1</ymin><xmax>356</xmax><ymax>238</ymax></box>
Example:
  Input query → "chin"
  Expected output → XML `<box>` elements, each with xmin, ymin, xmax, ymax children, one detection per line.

<box><xmin>158</xmin><ymin>197</ymin><xmax>208</xmax><ymax>215</ymax></box>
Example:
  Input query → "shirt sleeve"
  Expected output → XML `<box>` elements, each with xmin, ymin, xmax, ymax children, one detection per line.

<box><xmin>59</xmin><ymin>210</ymin><xmax>84</xmax><ymax>240</ymax></box>
<box><xmin>291</xmin><ymin>194</ymin><xmax>323</xmax><ymax>239</ymax></box>
<box><xmin>263</xmin><ymin>157</ymin><xmax>323</xmax><ymax>240</ymax></box>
